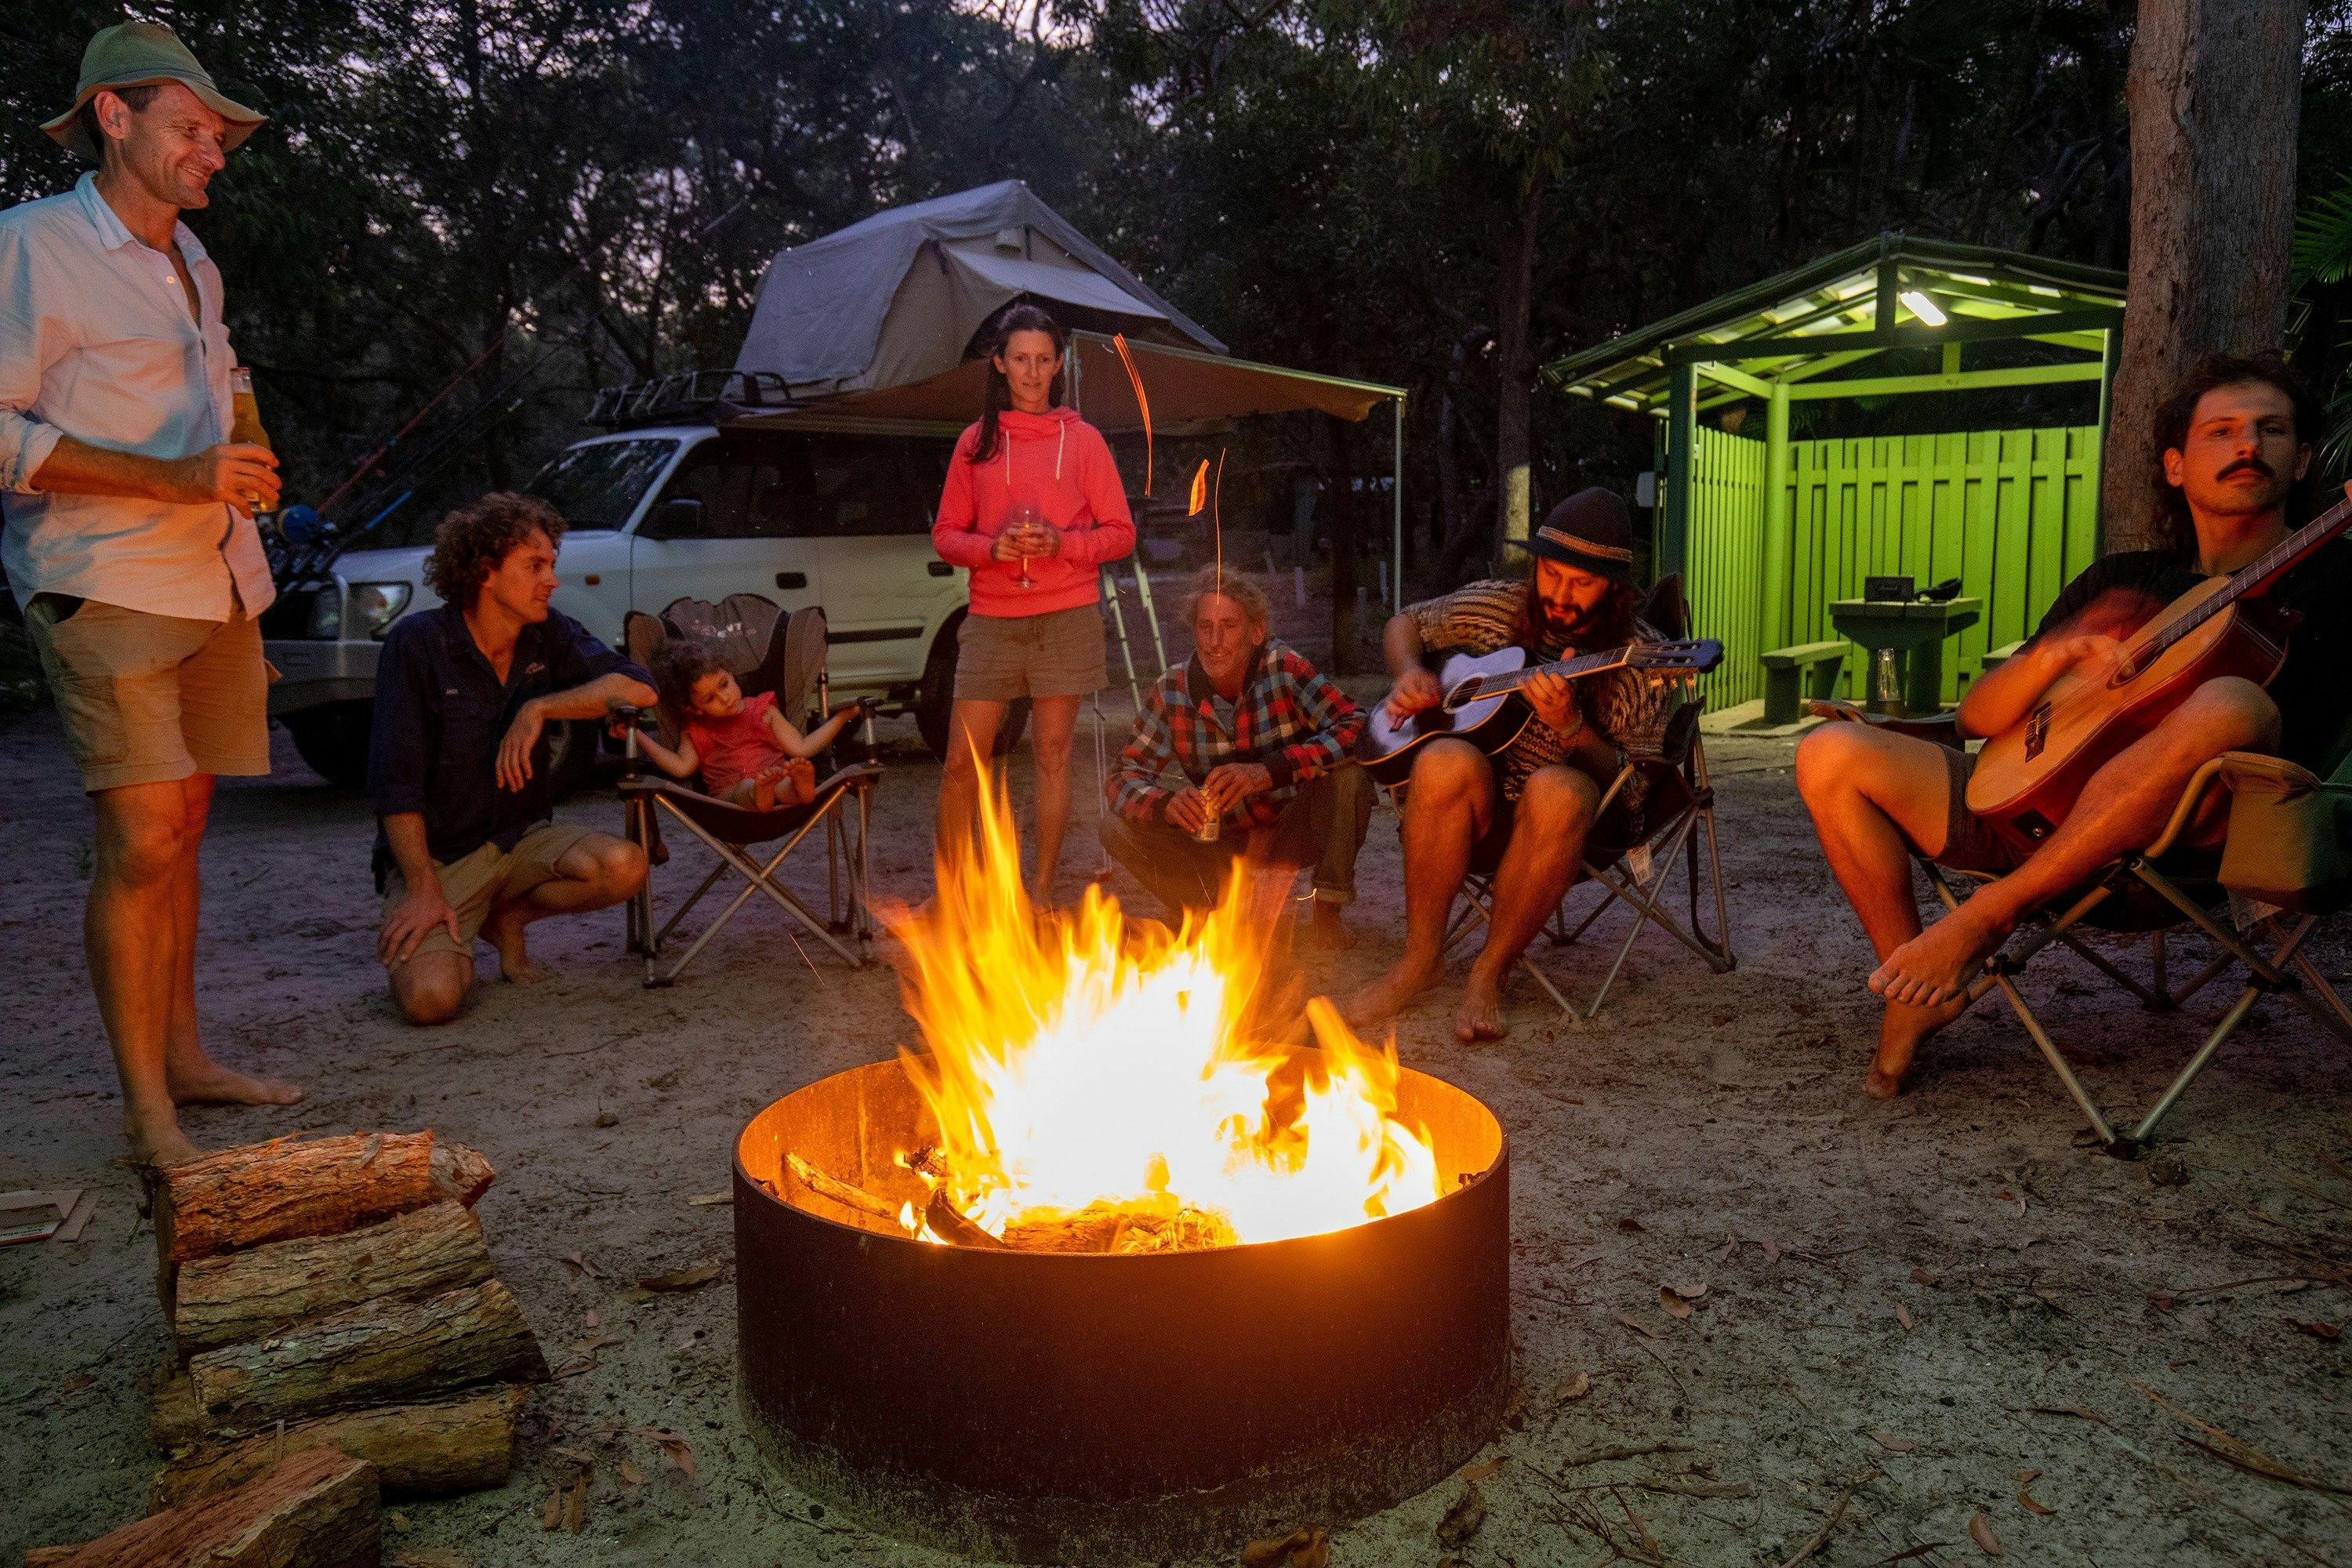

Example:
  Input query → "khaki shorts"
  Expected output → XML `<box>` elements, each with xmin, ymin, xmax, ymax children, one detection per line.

<box><xmin>954</xmin><ymin>604</ymin><xmax>1108</xmax><ymax>702</ymax></box>
<box><xmin>25</xmin><ymin>595</ymin><xmax>270</xmax><ymax>793</ymax></box>
<box><xmin>379</xmin><ymin>821</ymin><xmax>601</xmax><ymax>961</ymax></box>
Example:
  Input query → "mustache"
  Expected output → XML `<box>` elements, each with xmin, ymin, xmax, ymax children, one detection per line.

<box><xmin>2219</xmin><ymin>456</ymin><xmax>2275</xmax><ymax>481</ymax></box>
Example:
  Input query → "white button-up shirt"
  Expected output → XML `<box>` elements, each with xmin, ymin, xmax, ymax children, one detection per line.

<box><xmin>0</xmin><ymin>173</ymin><xmax>274</xmax><ymax>619</ymax></box>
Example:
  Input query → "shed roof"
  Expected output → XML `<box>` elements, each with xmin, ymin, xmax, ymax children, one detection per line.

<box><xmin>1544</xmin><ymin>234</ymin><xmax>2124</xmax><ymax>416</ymax></box>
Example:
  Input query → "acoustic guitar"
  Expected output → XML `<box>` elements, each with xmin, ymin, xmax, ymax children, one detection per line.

<box><xmin>1966</xmin><ymin>492</ymin><xmax>2352</xmax><ymax>848</ymax></box>
<box><xmin>1357</xmin><ymin>639</ymin><xmax>1722</xmax><ymax>787</ymax></box>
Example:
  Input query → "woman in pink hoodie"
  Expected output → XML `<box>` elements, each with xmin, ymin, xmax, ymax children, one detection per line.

<box><xmin>931</xmin><ymin>305</ymin><xmax>1135</xmax><ymax>900</ymax></box>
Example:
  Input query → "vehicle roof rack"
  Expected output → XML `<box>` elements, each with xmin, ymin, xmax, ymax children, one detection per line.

<box><xmin>586</xmin><ymin>369</ymin><xmax>802</xmax><ymax>430</ymax></box>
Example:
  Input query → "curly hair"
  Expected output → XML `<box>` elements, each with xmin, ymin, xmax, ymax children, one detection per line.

<box><xmin>422</xmin><ymin>492</ymin><xmax>567</xmax><ymax>612</ymax></box>
<box><xmin>2150</xmin><ymin>352</ymin><xmax>2319</xmax><ymax>556</ymax></box>
<box><xmin>650</xmin><ymin>638</ymin><xmax>730</xmax><ymax>717</ymax></box>
<box><xmin>1180</xmin><ymin>564</ymin><xmax>1272</xmax><ymax>631</ymax></box>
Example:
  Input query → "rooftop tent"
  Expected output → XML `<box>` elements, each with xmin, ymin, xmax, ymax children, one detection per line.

<box><xmin>733</xmin><ymin>180</ymin><xmax>1225</xmax><ymax>397</ymax></box>
<box><xmin>1544</xmin><ymin>234</ymin><xmax>2125</xmax><ymax>715</ymax></box>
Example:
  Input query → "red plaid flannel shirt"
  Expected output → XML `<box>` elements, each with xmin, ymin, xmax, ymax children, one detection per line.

<box><xmin>1107</xmin><ymin>639</ymin><xmax>1365</xmax><ymax>829</ymax></box>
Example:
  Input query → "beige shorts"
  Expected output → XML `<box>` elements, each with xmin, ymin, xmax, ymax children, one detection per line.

<box><xmin>24</xmin><ymin>594</ymin><xmax>270</xmax><ymax>793</ymax></box>
<box><xmin>379</xmin><ymin>821</ymin><xmax>601</xmax><ymax>961</ymax></box>
<box><xmin>954</xmin><ymin>603</ymin><xmax>1108</xmax><ymax>702</ymax></box>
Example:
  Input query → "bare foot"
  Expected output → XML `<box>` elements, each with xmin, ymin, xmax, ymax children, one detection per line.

<box><xmin>1862</xmin><ymin>994</ymin><xmax>1968</xmax><ymax>1098</ymax></box>
<box><xmin>753</xmin><ymin>768</ymin><xmax>779</xmax><ymax>812</ymax></box>
<box><xmin>1301</xmin><ymin>905</ymin><xmax>1356</xmax><ymax>955</ymax></box>
<box><xmin>124</xmin><ymin>1113</ymin><xmax>202</xmax><ymax>1169</ymax></box>
<box><xmin>483</xmin><ymin>913</ymin><xmax>550</xmax><ymax>985</ymax></box>
<box><xmin>1454</xmin><ymin>969</ymin><xmax>1508</xmax><ymax>1044</ymax></box>
<box><xmin>169</xmin><ymin>1057</ymin><xmax>303</xmax><ymax>1107</ymax></box>
<box><xmin>1340</xmin><ymin>953</ymin><xmax>1445</xmax><ymax>1027</ymax></box>
<box><xmin>1869</xmin><ymin>906</ymin><xmax>2006</xmax><ymax>1007</ymax></box>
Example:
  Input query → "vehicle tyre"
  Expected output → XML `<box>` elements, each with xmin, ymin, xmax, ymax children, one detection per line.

<box><xmin>285</xmin><ymin>699</ymin><xmax>373</xmax><ymax>789</ymax></box>
<box><xmin>917</xmin><ymin>615</ymin><xmax>1029</xmax><ymax>760</ymax></box>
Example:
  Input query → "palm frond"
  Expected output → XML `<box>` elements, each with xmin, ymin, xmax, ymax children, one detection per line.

<box><xmin>2293</xmin><ymin>175</ymin><xmax>2352</xmax><ymax>288</ymax></box>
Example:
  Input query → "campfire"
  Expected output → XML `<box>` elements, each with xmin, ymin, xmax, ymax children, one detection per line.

<box><xmin>867</xmin><ymin>777</ymin><xmax>1441</xmax><ymax>1254</ymax></box>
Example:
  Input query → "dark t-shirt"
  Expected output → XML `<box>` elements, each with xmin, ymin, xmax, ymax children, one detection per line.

<box><xmin>2031</xmin><ymin>536</ymin><xmax>2352</xmax><ymax>777</ymax></box>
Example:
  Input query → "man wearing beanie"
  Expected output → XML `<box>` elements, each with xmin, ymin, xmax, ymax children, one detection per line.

<box><xmin>1343</xmin><ymin>488</ymin><xmax>1674</xmax><ymax>1044</ymax></box>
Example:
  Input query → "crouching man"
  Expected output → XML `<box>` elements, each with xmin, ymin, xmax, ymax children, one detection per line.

<box><xmin>370</xmin><ymin>494</ymin><xmax>655</xmax><ymax>1023</ymax></box>
<box><xmin>1101</xmin><ymin>567</ymin><xmax>1373</xmax><ymax>946</ymax></box>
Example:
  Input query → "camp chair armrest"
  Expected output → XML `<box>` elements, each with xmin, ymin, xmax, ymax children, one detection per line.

<box><xmin>1806</xmin><ymin>698</ymin><xmax>1965</xmax><ymax>747</ymax></box>
<box><xmin>2143</xmin><ymin>752</ymin><xmax>2328</xmax><ymax>862</ymax></box>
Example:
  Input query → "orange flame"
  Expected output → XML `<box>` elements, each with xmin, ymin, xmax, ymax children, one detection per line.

<box><xmin>884</xmin><ymin>768</ymin><xmax>1440</xmax><ymax>1249</ymax></box>
<box><xmin>1112</xmin><ymin>332</ymin><xmax>1152</xmax><ymax>495</ymax></box>
<box><xmin>1187</xmin><ymin>458</ymin><xmax>1209</xmax><ymax>517</ymax></box>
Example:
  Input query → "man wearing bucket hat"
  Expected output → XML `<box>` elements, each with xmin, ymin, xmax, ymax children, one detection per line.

<box><xmin>1342</xmin><ymin>488</ymin><xmax>1676</xmax><ymax>1044</ymax></box>
<box><xmin>2</xmin><ymin>21</ymin><xmax>295</xmax><ymax>1167</ymax></box>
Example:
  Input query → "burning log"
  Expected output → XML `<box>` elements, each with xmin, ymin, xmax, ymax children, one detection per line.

<box><xmin>26</xmin><ymin>1448</ymin><xmax>378</xmax><ymax>1568</ymax></box>
<box><xmin>923</xmin><ymin>1192</ymin><xmax>1005</xmax><ymax>1250</ymax></box>
<box><xmin>154</xmin><ymin>1133</ymin><xmax>494</xmax><ymax>1265</ymax></box>
<box><xmin>172</xmin><ymin>1202</ymin><xmax>494</xmax><ymax>1355</ymax></box>
<box><xmin>784</xmin><ymin>1153</ymin><xmax>896</xmax><ymax>1221</ymax></box>
<box><xmin>183</xmin><ymin>1280</ymin><xmax>548</xmax><ymax>1432</ymax></box>
<box><xmin>152</xmin><ymin>1385</ymin><xmax>531</xmax><ymax>1508</ymax></box>
<box><xmin>997</xmin><ymin>1197</ymin><xmax>1240</xmax><ymax>1254</ymax></box>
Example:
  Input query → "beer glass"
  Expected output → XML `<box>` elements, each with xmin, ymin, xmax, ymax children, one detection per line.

<box><xmin>229</xmin><ymin>367</ymin><xmax>271</xmax><ymax>514</ymax></box>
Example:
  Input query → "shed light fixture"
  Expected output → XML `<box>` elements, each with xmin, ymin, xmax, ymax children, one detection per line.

<box><xmin>1899</xmin><ymin>290</ymin><xmax>1948</xmax><ymax>327</ymax></box>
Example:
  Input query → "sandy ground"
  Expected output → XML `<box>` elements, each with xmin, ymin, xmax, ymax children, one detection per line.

<box><xmin>3</xmin><ymin>697</ymin><xmax>2350</xmax><ymax>1567</ymax></box>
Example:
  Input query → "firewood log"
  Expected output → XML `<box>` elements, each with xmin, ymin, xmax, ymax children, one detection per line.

<box><xmin>186</xmin><ymin>1279</ymin><xmax>547</xmax><ymax>1432</ymax></box>
<box><xmin>25</xmin><ymin>1447</ymin><xmax>378</xmax><ymax>1568</ymax></box>
<box><xmin>171</xmin><ymin>1201</ymin><xmax>494</xmax><ymax>1355</ymax></box>
<box><xmin>155</xmin><ymin>1133</ymin><xmax>495</xmax><ymax>1265</ymax></box>
<box><xmin>152</xmin><ymin>1385</ymin><xmax>531</xmax><ymax>1508</ymax></box>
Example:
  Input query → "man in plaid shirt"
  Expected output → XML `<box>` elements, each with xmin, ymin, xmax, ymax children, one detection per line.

<box><xmin>1102</xmin><ymin>567</ymin><xmax>1373</xmax><ymax>945</ymax></box>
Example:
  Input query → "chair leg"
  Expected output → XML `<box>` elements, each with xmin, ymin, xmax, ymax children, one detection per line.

<box><xmin>1984</xmin><ymin>970</ymin><xmax>2121</xmax><ymax>1147</ymax></box>
<box><xmin>648</xmin><ymin>793</ymin><xmax>866</xmax><ymax>985</ymax></box>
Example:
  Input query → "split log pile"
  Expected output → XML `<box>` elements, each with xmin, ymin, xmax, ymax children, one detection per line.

<box><xmin>144</xmin><ymin>1132</ymin><xmax>548</xmax><ymax>1509</ymax></box>
<box><xmin>27</xmin><ymin>1449</ymin><xmax>380</xmax><ymax>1568</ymax></box>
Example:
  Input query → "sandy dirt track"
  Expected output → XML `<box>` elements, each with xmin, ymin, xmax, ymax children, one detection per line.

<box><xmin>3</xmin><ymin>700</ymin><xmax>2349</xmax><ymax>1566</ymax></box>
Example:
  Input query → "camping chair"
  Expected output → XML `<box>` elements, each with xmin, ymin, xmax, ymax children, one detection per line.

<box><xmin>1813</xmin><ymin>705</ymin><xmax>2352</xmax><ymax>1149</ymax></box>
<box><xmin>617</xmin><ymin>601</ymin><xmax>880</xmax><ymax>987</ymax></box>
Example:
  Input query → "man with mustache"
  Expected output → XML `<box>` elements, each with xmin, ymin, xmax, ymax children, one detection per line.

<box><xmin>1344</xmin><ymin>488</ymin><xmax>1675</xmax><ymax>1043</ymax></box>
<box><xmin>1796</xmin><ymin>354</ymin><xmax>2352</xmax><ymax>1098</ymax></box>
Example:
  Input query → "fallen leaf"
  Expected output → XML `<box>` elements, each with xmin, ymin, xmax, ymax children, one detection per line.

<box><xmin>1241</xmin><ymin>1528</ymin><xmax>1309</xmax><ymax>1568</ymax></box>
<box><xmin>1895</xmin><ymin>1302</ymin><xmax>1914</xmax><ymax>1331</ymax></box>
<box><xmin>1618</xmin><ymin>1217</ymin><xmax>1646</xmax><ymax>1233</ymax></box>
<box><xmin>1554</xmin><ymin>1370</ymin><xmax>1592</xmax><ymax>1404</ymax></box>
<box><xmin>583</xmin><ymin>1309</ymin><xmax>598</xmax><ymax>1329</ymax></box>
<box><xmin>1910</xmin><ymin>1268</ymin><xmax>1940</xmax><ymax>1287</ymax></box>
<box><xmin>2016</xmin><ymin>1477</ymin><xmax>2056</xmax><ymax>1515</ymax></box>
<box><xmin>1761</xmin><ymin>1237</ymin><xmax>1780</xmax><ymax>1265</ymax></box>
<box><xmin>642</xmin><ymin>1427</ymin><xmax>697</xmax><ymax>1479</ymax></box>
<box><xmin>619</xmin><ymin>1459</ymin><xmax>646</xmax><ymax>1486</ymax></box>
<box><xmin>551</xmin><ymin>1445</ymin><xmax>597</xmax><ymax>1468</ymax></box>
<box><xmin>2296</xmin><ymin>1319</ymin><xmax>2342</xmax><ymax>1341</ymax></box>
<box><xmin>1461</xmin><ymin>1455</ymin><xmax>1507</xmax><ymax>1482</ymax></box>
<box><xmin>561</xmin><ymin>1252</ymin><xmax>605</xmax><ymax>1279</ymax></box>
<box><xmin>554</xmin><ymin>1331</ymin><xmax>624</xmax><ymax>1377</ymax></box>
<box><xmin>539</xmin><ymin>1486</ymin><xmax>562</xmax><ymax>1530</ymax></box>
<box><xmin>1871</xmin><ymin>1432</ymin><xmax>1918</xmax><ymax>1453</ymax></box>
<box><xmin>637</xmin><ymin>1261</ymin><xmax>724</xmax><ymax>1293</ymax></box>
<box><xmin>58</xmin><ymin>1372</ymin><xmax>93</xmax><ymax>1396</ymax></box>
<box><xmin>2148</xmin><ymin>1291</ymin><xmax>2176</xmax><ymax>1313</ymax></box>
<box><xmin>1714</xmin><ymin>1240</ymin><xmax>1737</xmax><ymax>1263</ymax></box>
<box><xmin>1617</xmin><ymin>1312</ymin><xmax>1663</xmax><ymax>1341</ymax></box>
<box><xmin>1436</xmin><ymin>1480</ymin><xmax>1487</xmax><ymax>1548</ymax></box>
<box><xmin>593</xmin><ymin>1109</ymin><xmax>619</xmax><ymax>1128</ymax></box>
<box><xmin>564</xmin><ymin>1473</ymin><xmax>587</xmax><ymax>1533</ymax></box>
<box><xmin>1666</xmin><ymin>1279</ymin><xmax>1708</xmax><ymax>1300</ymax></box>
<box><xmin>2013</xmin><ymin>1468</ymin><xmax>2039</xmax><ymax>1484</ymax></box>
<box><xmin>687</xmin><ymin>1192</ymin><xmax>731</xmax><ymax>1207</ymax></box>
<box><xmin>1969</xmin><ymin>1509</ymin><xmax>2004</xmax><ymax>1555</ymax></box>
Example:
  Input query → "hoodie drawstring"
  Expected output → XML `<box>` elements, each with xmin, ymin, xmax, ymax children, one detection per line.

<box><xmin>1001</xmin><ymin>417</ymin><xmax>1069</xmax><ymax>489</ymax></box>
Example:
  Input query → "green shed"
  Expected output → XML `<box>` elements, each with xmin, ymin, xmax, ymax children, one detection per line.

<box><xmin>1545</xmin><ymin>235</ymin><xmax>2125</xmax><ymax>716</ymax></box>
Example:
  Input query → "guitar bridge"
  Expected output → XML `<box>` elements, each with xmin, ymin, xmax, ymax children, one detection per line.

<box><xmin>2023</xmin><ymin>703</ymin><xmax>2052</xmax><ymax>762</ymax></box>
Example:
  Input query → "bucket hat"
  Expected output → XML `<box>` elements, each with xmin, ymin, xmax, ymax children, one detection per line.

<box><xmin>1522</xmin><ymin>486</ymin><xmax>1635</xmax><ymax>586</ymax></box>
<box><xmin>40</xmin><ymin>22</ymin><xmax>266</xmax><ymax>162</ymax></box>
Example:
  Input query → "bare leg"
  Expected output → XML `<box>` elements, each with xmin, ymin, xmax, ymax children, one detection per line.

<box><xmin>1026</xmin><ymin>695</ymin><xmax>1083</xmax><ymax>905</ymax></box>
<box><xmin>1341</xmin><ymin>741</ymin><xmax>1492</xmax><ymax>1025</ymax></box>
<box><xmin>481</xmin><ymin>833</ymin><xmax>649</xmax><ymax>984</ymax></box>
<box><xmin>389</xmin><ymin>949</ymin><xmax>474</xmax><ymax>1026</ymax></box>
<box><xmin>1457</xmin><ymin>764</ymin><xmax>1595</xmax><ymax>1043</ymax></box>
<box><xmin>87</xmin><ymin>780</ymin><xmax>201</xmax><ymax>1163</ymax></box>
<box><xmin>160</xmin><ymin>773</ymin><xmax>300</xmax><ymax>1107</ymax></box>
<box><xmin>1871</xmin><ymin>677</ymin><xmax>2278</xmax><ymax>1007</ymax></box>
<box><xmin>935</xmin><ymin>698</ymin><xmax>1006</xmax><ymax>873</ymax></box>
<box><xmin>1793</xmin><ymin>721</ymin><xmax>1969</xmax><ymax>1094</ymax></box>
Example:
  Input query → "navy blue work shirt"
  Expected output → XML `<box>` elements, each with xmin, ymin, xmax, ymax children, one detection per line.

<box><xmin>368</xmin><ymin>604</ymin><xmax>649</xmax><ymax>888</ymax></box>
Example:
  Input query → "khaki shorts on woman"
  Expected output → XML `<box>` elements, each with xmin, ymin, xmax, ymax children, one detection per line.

<box><xmin>953</xmin><ymin>603</ymin><xmax>1109</xmax><ymax>702</ymax></box>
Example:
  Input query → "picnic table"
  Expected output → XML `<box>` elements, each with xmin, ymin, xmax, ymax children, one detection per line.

<box><xmin>1827</xmin><ymin>595</ymin><xmax>1981</xmax><ymax>715</ymax></box>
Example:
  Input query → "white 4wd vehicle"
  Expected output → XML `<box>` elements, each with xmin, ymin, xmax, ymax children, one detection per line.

<box><xmin>264</xmin><ymin>418</ymin><xmax>982</xmax><ymax>787</ymax></box>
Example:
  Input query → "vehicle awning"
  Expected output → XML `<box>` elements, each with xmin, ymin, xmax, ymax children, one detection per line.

<box><xmin>753</xmin><ymin>332</ymin><xmax>1404</xmax><ymax>433</ymax></box>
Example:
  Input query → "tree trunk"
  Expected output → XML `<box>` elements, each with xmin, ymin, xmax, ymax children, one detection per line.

<box><xmin>182</xmin><ymin>1280</ymin><xmax>548</xmax><ymax>1435</ymax></box>
<box><xmin>27</xmin><ymin>1449</ymin><xmax>379</xmax><ymax>1568</ymax></box>
<box><xmin>154</xmin><ymin>1385</ymin><xmax>531</xmax><ymax>1508</ymax></box>
<box><xmin>172</xmin><ymin>1202</ymin><xmax>495</xmax><ymax>1356</ymax></box>
<box><xmin>2103</xmin><ymin>0</ymin><xmax>2307</xmax><ymax>550</ymax></box>
<box><xmin>154</xmin><ymin>1133</ymin><xmax>495</xmax><ymax>1265</ymax></box>
<box><xmin>1491</xmin><ymin>183</ymin><xmax>1544</xmax><ymax>571</ymax></box>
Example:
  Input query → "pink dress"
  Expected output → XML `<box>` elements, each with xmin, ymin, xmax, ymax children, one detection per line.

<box><xmin>683</xmin><ymin>691</ymin><xmax>783</xmax><ymax>794</ymax></box>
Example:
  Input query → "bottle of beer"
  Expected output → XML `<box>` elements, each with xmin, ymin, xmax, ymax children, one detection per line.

<box><xmin>230</xmin><ymin>366</ymin><xmax>270</xmax><ymax>451</ymax></box>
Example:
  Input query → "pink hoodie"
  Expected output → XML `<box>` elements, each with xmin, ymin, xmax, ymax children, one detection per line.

<box><xmin>931</xmin><ymin>406</ymin><xmax>1136</xmax><ymax>618</ymax></box>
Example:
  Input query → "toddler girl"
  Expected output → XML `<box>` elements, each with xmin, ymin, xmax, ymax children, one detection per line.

<box><xmin>635</xmin><ymin>641</ymin><xmax>867</xmax><ymax>810</ymax></box>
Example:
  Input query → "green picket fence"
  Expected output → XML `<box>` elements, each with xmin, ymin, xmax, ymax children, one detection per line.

<box><xmin>1682</xmin><ymin>424</ymin><xmax>2102</xmax><ymax>710</ymax></box>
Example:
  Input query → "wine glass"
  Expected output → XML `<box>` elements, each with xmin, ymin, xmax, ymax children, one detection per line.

<box><xmin>1008</xmin><ymin>503</ymin><xmax>1042</xmax><ymax>590</ymax></box>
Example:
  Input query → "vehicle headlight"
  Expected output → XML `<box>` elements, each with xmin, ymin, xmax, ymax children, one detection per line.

<box><xmin>348</xmin><ymin>583</ymin><xmax>412</xmax><ymax>639</ymax></box>
<box><xmin>306</xmin><ymin>587</ymin><xmax>342</xmax><ymax>640</ymax></box>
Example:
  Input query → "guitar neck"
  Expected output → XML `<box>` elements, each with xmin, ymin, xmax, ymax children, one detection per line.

<box><xmin>1471</xmin><ymin>645</ymin><xmax>1631</xmax><ymax>697</ymax></box>
<box><xmin>2151</xmin><ymin>494</ymin><xmax>2352</xmax><ymax>656</ymax></box>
